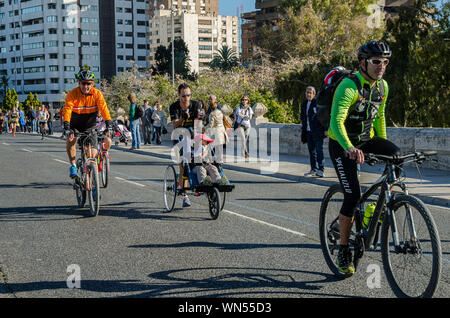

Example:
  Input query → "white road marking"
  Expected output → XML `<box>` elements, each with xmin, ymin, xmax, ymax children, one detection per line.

<box><xmin>22</xmin><ymin>148</ymin><xmax>32</xmax><ymax>152</ymax></box>
<box><xmin>2</xmin><ymin>142</ymin><xmax>10</xmax><ymax>145</ymax></box>
<box><xmin>223</xmin><ymin>209</ymin><xmax>306</xmax><ymax>237</ymax></box>
<box><xmin>53</xmin><ymin>159</ymin><xmax>70</xmax><ymax>165</ymax></box>
<box><xmin>115</xmin><ymin>176</ymin><xmax>146</xmax><ymax>187</ymax></box>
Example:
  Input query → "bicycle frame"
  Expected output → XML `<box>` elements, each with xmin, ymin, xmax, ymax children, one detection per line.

<box><xmin>356</xmin><ymin>162</ymin><xmax>409</xmax><ymax>252</ymax></box>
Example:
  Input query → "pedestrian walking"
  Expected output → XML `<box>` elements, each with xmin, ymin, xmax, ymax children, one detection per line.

<box><xmin>128</xmin><ymin>93</ymin><xmax>141</xmax><ymax>150</ymax></box>
<box><xmin>233</xmin><ymin>95</ymin><xmax>253</xmax><ymax>159</ymax></box>
<box><xmin>47</xmin><ymin>107</ymin><xmax>54</xmax><ymax>135</ymax></box>
<box><xmin>142</xmin><ymin>100</ymin><xmax>153</xmax><ymax>145</ymax></box>
<box><xmin>151</xmin><ymin>102</ymin><xmax>166</xmax><ymax>145</ymax></box>
<box><xmin>300</xmin><ymin>86</ymin><xmax>328</xmax><ymax>177</ymax></box>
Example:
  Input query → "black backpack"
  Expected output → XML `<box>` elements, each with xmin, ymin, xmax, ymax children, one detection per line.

<box><xmin>316</xmin><ymin>67</ymin><xmax>359</xmax><ymax>128</ymax></box>
<box><xmin>134</xmin><ymin>104</ymin><xmax>145</xmax><ymax>119</ymax></box>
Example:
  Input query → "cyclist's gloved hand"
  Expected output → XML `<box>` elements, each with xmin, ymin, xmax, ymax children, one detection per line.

<box><xmin>63</xmin><ymin>121</ymin><xmax>71</xmax><ymax>136</ymax></box>
<box><xmin>105</xmin><ymin>120</ymin><xmax>114</xmax><ymax>135</ymax></box>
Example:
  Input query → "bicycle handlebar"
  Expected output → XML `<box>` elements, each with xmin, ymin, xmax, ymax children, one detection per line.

<box><xmin>364</xmin><ymin>151</ymin><xmax>437</xmax><ymax>166</ymax></box>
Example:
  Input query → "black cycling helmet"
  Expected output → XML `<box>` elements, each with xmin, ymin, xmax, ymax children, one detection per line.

<box><xmin>75</xmin><ymin>69</ymin><xmax>96</xmax><ymax>81</ymax></box>
<box><xmin>358</xmin><ymin>41</ymin><xmax>392</xmax><ymax>61</ymax></box>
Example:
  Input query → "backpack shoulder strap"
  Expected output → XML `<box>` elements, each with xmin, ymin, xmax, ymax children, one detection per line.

<box><xmin>378</xmin><ymin>80</ymin><xmax>385</xmax><ymax>98</ymax></box>
<box><xmin>348</xmin><ymin>73</ymin><xmax>364</xmax><ymax>99</ymax></box>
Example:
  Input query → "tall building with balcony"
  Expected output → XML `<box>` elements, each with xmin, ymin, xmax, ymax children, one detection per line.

<box><xmin>0</xmin><ymin>0</ymin><xmax>149</xmax><ymax>109</ymax></box>
<box><xmin>148</xmin><ymin>6</ymin><xmax>239</xmax><ymax>74</ymax></box>
<box><xmin>148</xmin><ymin>0</ymin><xmax>219</xmax><ymax>17</ymax></box>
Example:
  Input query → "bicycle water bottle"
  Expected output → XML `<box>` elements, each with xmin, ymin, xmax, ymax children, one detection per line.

<box><xmin>363</xmin><ymin>202</ymin><xmax>376</xmax><ymax>229</ymax></box>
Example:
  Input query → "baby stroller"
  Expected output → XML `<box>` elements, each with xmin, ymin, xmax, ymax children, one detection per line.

<box><xmin>113</xmin><ymin>120</ymin><xmax>132</xmax><ymax>146</ymax></box>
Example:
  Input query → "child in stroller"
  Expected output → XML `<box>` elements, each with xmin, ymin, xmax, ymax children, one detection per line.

<box><xmin>113</xmin><ymin>119</ymin><xmax>132</xmax><ymax>146</ymax></box>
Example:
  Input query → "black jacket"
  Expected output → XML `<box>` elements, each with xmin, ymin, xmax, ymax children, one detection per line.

<box><xmin>300</xmin><ymin>98</ymin><xmax>327</xmax><ymax>143</ymax></box>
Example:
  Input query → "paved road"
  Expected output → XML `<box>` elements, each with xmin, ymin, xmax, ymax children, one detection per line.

<box><xmin>0</xmin><ymin>133</ymin><xmax>449</xmax><ymax>299</ymax></box>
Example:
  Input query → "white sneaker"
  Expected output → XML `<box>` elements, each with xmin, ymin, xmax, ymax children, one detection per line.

<box><xmin>304</xmin><ymin>170</ymin><xmax>316</xmax><ymax>177</ymax></box>
<box><xmin>316</xmin><ymin>170</ymin><xmax>324</xmax><ymax>177</ymax></box>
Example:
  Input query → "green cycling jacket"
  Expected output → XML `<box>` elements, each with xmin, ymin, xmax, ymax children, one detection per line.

<box><xmin>328</xmin><ymin>71</ymin><xmax>388</xmax><ymax>150</ymax></box>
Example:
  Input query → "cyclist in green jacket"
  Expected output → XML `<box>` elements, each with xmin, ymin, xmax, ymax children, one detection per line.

<box><xmin>328</xmin><ymin>41</ymin><xmax>401</xmax><ymax>275</ymax></box>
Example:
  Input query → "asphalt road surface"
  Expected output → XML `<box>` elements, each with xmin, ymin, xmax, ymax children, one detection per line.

<box><xmin>0</xmin><ymin>133</ymin><xmax>449</xmax><ymax>300</ymax></box>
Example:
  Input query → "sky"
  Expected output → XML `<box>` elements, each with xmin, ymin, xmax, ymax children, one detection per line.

<box><xmin>219</xmin><ymin>0</ymin><xmax>256</xmax><ymax>17</ymax></box>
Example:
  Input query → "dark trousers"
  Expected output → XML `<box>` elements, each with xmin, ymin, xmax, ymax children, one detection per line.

<box><xmin>142</xmin><ymin>123</ymin><xmax>151</xmax><ymax>144</ymax></box>
<box><xmin>154</xmin><ymin>126</ymin><xmax>162</xmax><ymax>144</ymax></box>
<box><xmin>306</xmin><ymin>131</ymin><xmax>325</xmax><ymax>172</ymax></box>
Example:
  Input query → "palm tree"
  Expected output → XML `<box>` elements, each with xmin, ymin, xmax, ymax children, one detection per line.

<box><xmin>209</xmin><ymin>45</ymin><xmax>239</xmax><ymax>72</ymax></box>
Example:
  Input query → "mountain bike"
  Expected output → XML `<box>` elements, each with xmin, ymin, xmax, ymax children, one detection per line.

<box><xmin>72</xmin><ymin>129</ymin><xmax>100</xmax><ymax>217</ymax></box>
<box><xmin>319</xmin><ymin>151</ymin><xmax>441</xmax><ymax>298</ymax></box>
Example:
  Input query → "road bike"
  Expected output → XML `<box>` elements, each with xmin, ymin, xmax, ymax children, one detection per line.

<box><xmin>97</xmin><ymin>133</ymin><xmax>110</xmax><ymax>188</ymax></box>
<box><xmin>72</xmin><ymin>129</ymin><xmax>101</xmax><ymax>217</ymax></box>
<box><xmin>319</xmin><ymin>151</ymin><xmax>441</xmax><ymax>298</ymax></box>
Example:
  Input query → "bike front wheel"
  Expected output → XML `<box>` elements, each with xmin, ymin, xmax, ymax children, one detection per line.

<box><xmin>163</xmin><ymin>165</ymin><xmax>177</xmax><ymax>212</ymax></box>
<box><xmin>87</xmin><ymin>162</ymin><xmax>100</xmax><ymax>217</ymax></box>
<box><xmin>319</xmin><ymin>184</ymin><xmax>356</xmax><ymax>278</ymax></box>
<box><xmin>381</xmin><ymin>194</ymin><xmax>442</xmax><ymax>298</ymax></box>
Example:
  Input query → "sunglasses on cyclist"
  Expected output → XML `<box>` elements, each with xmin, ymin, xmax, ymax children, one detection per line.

<box><xmin>367</xmin><ymin>58</ymin><xmax>389</xmax><ymax>66</ymax></box>
<box><xmin>181</xmin><ymin>94</ymin><xmax>191</xmax><ymax>98</ymax></box>
<box><xmin>80</xmin><ymin>81</ymin><xmax>94</xmax><ymax>86</ymax></box>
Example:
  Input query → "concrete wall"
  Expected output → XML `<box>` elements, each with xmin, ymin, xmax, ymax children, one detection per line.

<box><xmin>251</xmin><ymin>123</ymin><xmax>450</xmax><ymax>171</ymax></box>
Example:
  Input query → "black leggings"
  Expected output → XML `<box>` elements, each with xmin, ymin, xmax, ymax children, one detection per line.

<box><xmin>329</xmin><ymin>137</ymin><xmax>400</xmax><ymax>217</ymax></box>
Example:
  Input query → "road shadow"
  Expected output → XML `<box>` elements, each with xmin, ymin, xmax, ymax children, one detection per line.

<box><xmin>235</xmin><ymin>197</ymin><xmax>323</xmax><ymax>203</ymax></box>
<box><xmin>129</xmin><ymin>241</ymin><xmax>320</xmax><ymax>251</ymax></box>
<box><xmin>0</xmin><ymin>203</ymin><xmax>212</xmax><ymax>222</ymax></box>
<box><xmin>0</xmin><ymin>182</ymin><xmax>71</xmax><ymax>190</ymax></box>
<box><xmin>2</xmin><ymin>266</ymin><xmax>353</xmax><ymax>298</ymax></box>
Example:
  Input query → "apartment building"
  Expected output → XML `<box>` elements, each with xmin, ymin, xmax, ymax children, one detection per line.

<box><xmin>148</xmin><ymin>0</ymin><xmax>219</xmax><ymax>17</ymax></box>
<box><xmin>149</xmin><ymin>6</ymin><xmax>239</xmax><ymax>74</ymax></box>
<box><xmin>0</xmin><ymin>0</ymin><xmax>149</xmax><ymax>108</ymax></box>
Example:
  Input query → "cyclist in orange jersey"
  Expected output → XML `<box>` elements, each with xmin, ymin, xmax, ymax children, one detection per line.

<box><xmin>62</xmin><ymin>67</ymin><xmax>113</xmax><ymax>179</ymax></box>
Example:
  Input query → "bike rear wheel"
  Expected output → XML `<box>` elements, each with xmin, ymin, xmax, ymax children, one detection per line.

<box><xmin>163</xmin><ymin>165</ymin><xmax>177</xmax><ymax>212</ymax></box>
<box><xmin>319</xmin><ymin>184</ymin><xmax>356</xmax><ymax>278</ymax></box>
<box><xmin>381</xmin><ymin>194</ymin><xmax>441</xmax><ymax>298</ymax></box>
<box><xmin>208</xmin><ymin>187</ymin><xmax>221</xmax><ymax>220</ymax></box>
<box><xmin>75</xmin><ymin>179</ymin><xmax>86</xmax><ymax>208</ymax></box>
<box><xmin>87</xmin><ymin>162</ymin><xmax>100</xmax><ymax>217</ymax></box>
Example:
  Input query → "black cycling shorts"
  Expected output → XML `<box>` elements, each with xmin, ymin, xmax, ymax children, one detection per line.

<box><xmin>329</xmin><ymin>137</ymin><xmax>400</xmax><ymax>217</ymax></box>
<box><xmin>70</xmin><ymin>112</ymin><xmax>98</xmax><ymax>149</ymax></box>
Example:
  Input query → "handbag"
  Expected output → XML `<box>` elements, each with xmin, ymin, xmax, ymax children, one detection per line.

<box><xmin>162</xmin><ymin>126</ymin><xmax>168</xmax><ymax>134</ymax></box>
<box><xmin>223</xmin><ymin>116</ymin><xmax>232</xmax><ymax>129</ymax></box>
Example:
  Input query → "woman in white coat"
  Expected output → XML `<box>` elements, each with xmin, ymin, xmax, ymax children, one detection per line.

<box><xmin>233</xmin><ymin>96</ymin><xmax>253</xmax><ymax>158</ymax></box>
<box><xmin>205</xmin><ymin>100</ymin><xmax>228</xmax><ymax>163</ymax></box>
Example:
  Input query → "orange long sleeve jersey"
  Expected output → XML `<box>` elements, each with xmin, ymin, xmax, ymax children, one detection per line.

<box><xmin>63</xmin><ymin>86</ymin><xmax>112</xmax><ymax>123</ymax></box>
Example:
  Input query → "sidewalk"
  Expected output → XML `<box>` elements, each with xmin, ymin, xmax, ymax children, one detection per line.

<box><xmin>111</xmin><ymin>140</ymin><xmax>450</xmax><ymax>208</ymax></box>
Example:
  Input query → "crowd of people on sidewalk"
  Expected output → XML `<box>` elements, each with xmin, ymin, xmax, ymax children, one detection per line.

<box><xmin>0</xmin><ymin>103</ymin><xmax>57</xmax><ymax>138</ymax></box>
<box><xmin>113</xmin><ymin>91</ymin><xmax>255</xmax><ymax>161</ymax></box>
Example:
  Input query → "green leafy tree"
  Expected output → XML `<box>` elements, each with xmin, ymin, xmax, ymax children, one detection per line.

<box><xmin>384</xmin><ymin>0</ymin><xmax>450</xmax><ymax>127</ymax></box>
<box><xmin>154</xmin><ymin>38</ymin><xmax>192</xmax><ymax>79</ymax></box>
<box><xmin>2</xmin><ymin>88</ymin><xmax>20</xmax><ymax>111</ymax></box>
<box><xmin>209</xmin><ymin>45</ymin><xmax>239</xmax><ymax>72</ymax></box>
<box><xmin>260</xmin><ymin>0</ymin><xmax>382</xmax><ymax>63</ymax></box>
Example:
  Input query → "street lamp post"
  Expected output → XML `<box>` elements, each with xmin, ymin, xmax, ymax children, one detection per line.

<box><xmin>171</xmin><ymin>7</ymin><xmax>176</xmax><ymax>87</ymax></box>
